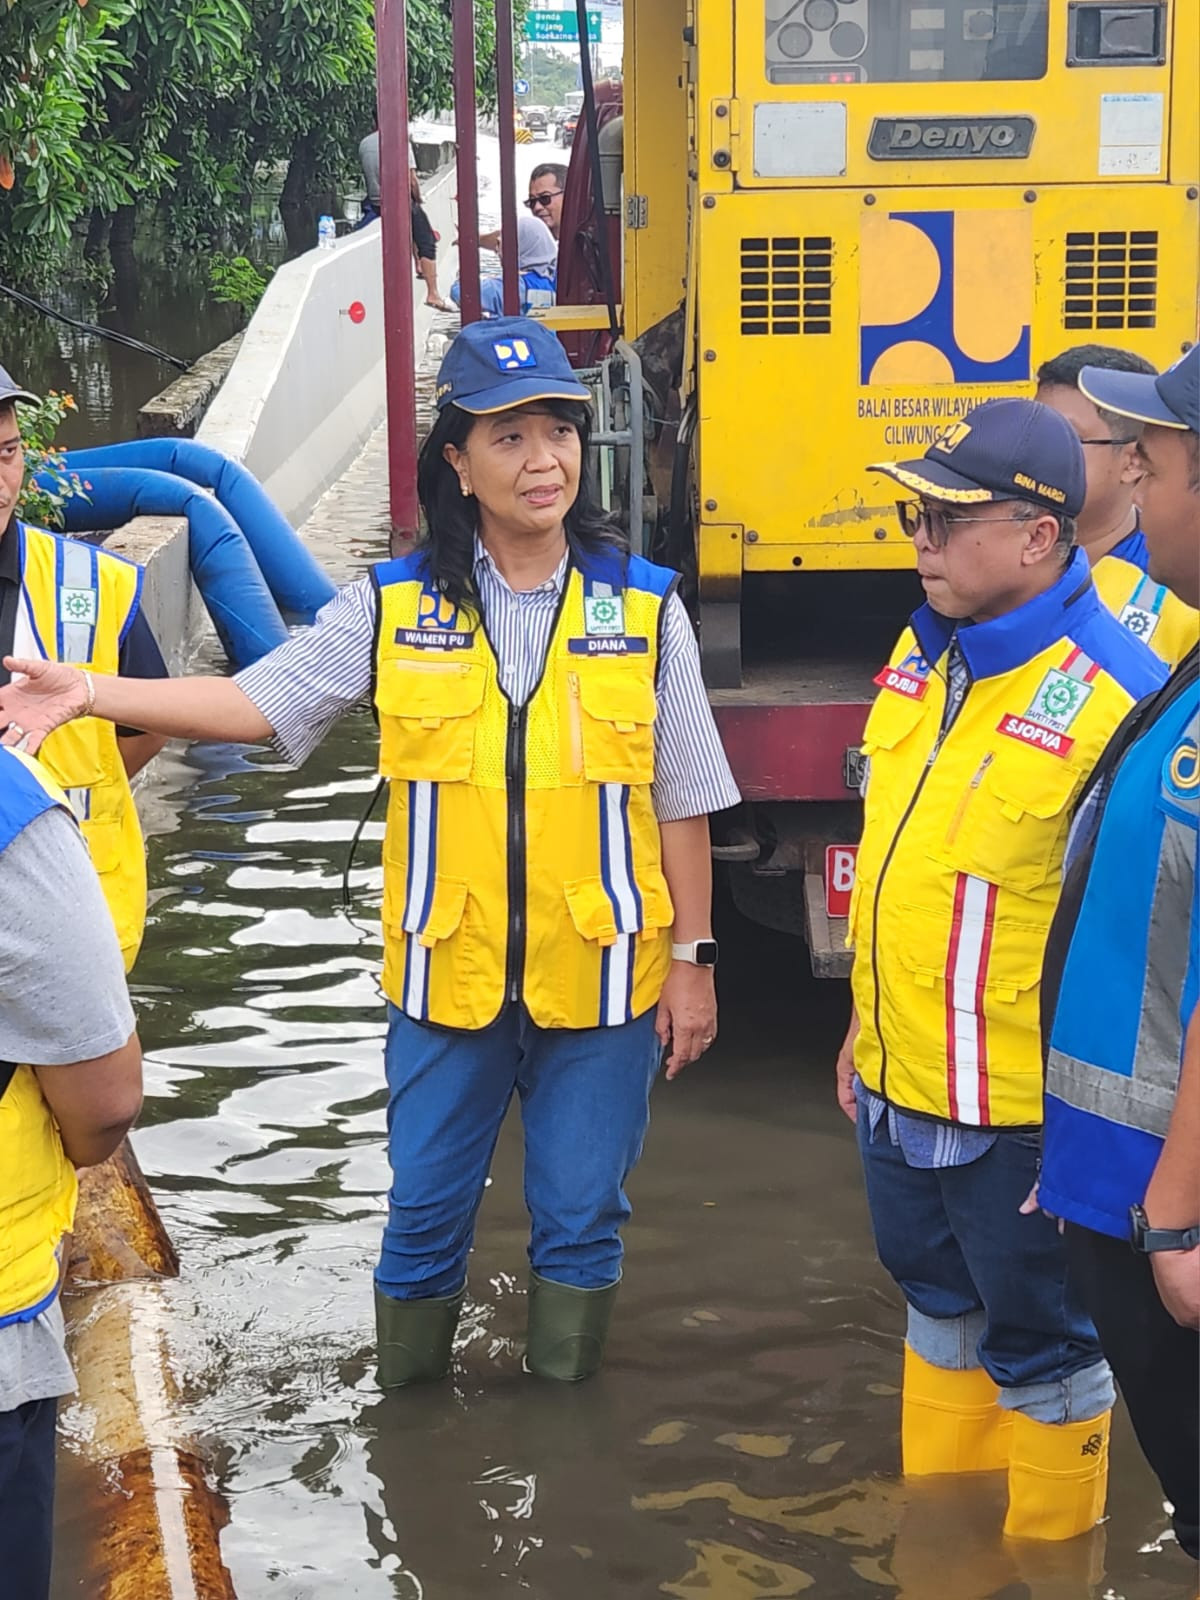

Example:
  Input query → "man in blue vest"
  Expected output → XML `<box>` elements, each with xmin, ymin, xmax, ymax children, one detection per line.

<box><xmin>1038</xmin><ymin>343</ymin><xmax>1200</xmax><ymax>1561</ymax></box>
<box><xmin>0</xmin><ymin>745</ymin><xmax>143</xmax><ymax>1599</ymax></box>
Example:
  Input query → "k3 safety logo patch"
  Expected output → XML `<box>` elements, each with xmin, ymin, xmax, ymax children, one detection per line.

<box><xmin>996</xmin><ymin>664</ymin><xmax>1094</xmax><ymax>758</ymax></box>
<box><xmin>583</xmin><ymin>592</ymin><xmax>625</xmax><ymax>637</ymax></box>
<box><xmin>1118</xmin><ymin>601</ymin><xmax>1160</xmax><ymax>644</ymax></box>
<box><xmin>59</xmin><ymin>586</ymin><xmax>97</xmax><ymax>627</ymax></box>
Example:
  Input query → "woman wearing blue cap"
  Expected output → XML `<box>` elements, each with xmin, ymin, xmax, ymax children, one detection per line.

<box><xmin>0</xmin><ymin>317</ymin><xmax>739</xmax><ymax>1386</ymax></box>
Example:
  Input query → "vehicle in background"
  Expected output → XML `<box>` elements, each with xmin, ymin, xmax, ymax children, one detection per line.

<box><xmin>547</xmin><ymin>0</ymin><xmax>1200</xmax><ymax>976</ymax></box>
<box><xmin>549</xmin><ymin>105</ymin><xmax>568</xmax><ymax>129</ymax></box>
<box><xmin>557</xmin><ymin>111</ymin><xmax>579</xmax><ymax>147</ymax></box>
<box><xmin>524</xmin><ymin>105</ymin><xmax>550</xmax><ymax>135</ymax></box>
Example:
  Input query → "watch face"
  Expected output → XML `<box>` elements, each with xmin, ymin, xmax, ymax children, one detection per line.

<box><xmin>695</xmin><ymin>939</ymin><xmax>718</xmax><ymax>966</ymax></box>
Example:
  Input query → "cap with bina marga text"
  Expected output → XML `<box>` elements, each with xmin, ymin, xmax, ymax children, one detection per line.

<box><xmin>0</xmin><ymin>365</ymin><xmax>39</xmax><ymax>409</ymax></box>
<box><xmin>1079</xmin><ymin>343</ymin><xmax>1198</xmax><ymax>435</ymax></box>
<box><xmin>869</xmin><ymin>397</ymin><xmax>1086</xmax><ymax>518</ymax></box>
<box><xmin>434</xmin><ymin>317</ymin><xmax>590</xmax><ymax>414</ymax></box>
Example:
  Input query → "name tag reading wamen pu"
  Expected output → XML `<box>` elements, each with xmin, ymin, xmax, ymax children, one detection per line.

<box><xmin>567</xmin><ymin>636</ymin><xmax>649</xmax><ymax>655</ymax></box>
<box><xmin>394</xmin><ymin>628</ymin><xmax>474</xmax><ymax>650</ymax></box>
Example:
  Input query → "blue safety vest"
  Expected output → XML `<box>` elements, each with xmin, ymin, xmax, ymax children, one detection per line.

<box><xmin>1040</xmin><ymin>649</ymin><xmax>1200</xmax><ymax>1237</ymax></box>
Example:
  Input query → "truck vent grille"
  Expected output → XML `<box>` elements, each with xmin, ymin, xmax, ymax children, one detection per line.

<box><xmin>740</xmin><ymin>235</ymin><xmax>832</xmax><ymax>336</ymax></box>
<box><xmin>1063</xmin><ymin>230</ymin><xmax>1158</xmax><ymax>331</ymax></box>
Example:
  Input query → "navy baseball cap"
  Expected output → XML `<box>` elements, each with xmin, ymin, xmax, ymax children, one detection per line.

<box><xmin>1079</xmin><ymin>344</ymin><xmax>1198</xmax><ymax>434</ymax></box>
<box><xmin>0</xmin><ymin>364</ymin><xmax>39</xmax><ymax>408</ymax></box>
<box><xmin>434</xmin><ymin>316</ymin><xmax>590</xmax><ymax>413</ymax></box>
<box><xmin>870</xmin><ymin>397</ymin><xmax>1086</xmax><ymax>518</ymax></box>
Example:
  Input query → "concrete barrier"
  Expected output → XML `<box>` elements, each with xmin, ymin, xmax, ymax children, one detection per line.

<box><xmin>199</xmin><ymin>157</ymin><xmax>456</xmax><ymax>531</ymax></box>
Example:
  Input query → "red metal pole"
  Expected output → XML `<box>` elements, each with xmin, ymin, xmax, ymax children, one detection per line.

<box><xmin>376</xmin><ymin>0</ymin><xmax>420</xmax><ymax>552</ymax></box>
<box><xmin>494</xmin><ymin>0</ymin><xmax>520</xmax><ymax>316</ymax></box>
<box><xmin>452</xmin><ymin>0</ymin><xmax>482</xmax><ymax>324</ymax></box>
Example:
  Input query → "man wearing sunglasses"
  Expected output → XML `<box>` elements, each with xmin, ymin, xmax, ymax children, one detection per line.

<box><xmin>836</xmin><ymin>398</ymin><xmax>1166</xmax><ymax>1541</ymax></box>
<box><xmin>479</xmin><ymin>164</ymin><xmax>568</xmax><ymax>255</ymax></box>
<box><xmin>1037</xmin><ymin>344</ymin><xmax>1198</xmax><ymax>667</ymax></box>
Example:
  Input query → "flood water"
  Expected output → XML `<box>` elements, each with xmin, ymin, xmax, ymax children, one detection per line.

<box><xmin>49</xmin><ymin>449</ymin><xmax>1195</xmax><ymax>1600</ymax></box>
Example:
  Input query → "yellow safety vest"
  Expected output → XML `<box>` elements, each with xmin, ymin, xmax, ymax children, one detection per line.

<box><xmin>372</xmin><ymin>548</ymin><xmax>677</xmax><ymax>1031</ymax></box>
<box><xmin>1093</xmin><ymin>550</ymin><xmax>1199</xmax><ymax>669</ymax></box>
<box><xmin>15</xmin><ymin>522</ymin><xmax>147</xmax><ymax>970</ymax></box>
<box><xmin>0</xmin><ymin>747</ymin><xmax>79</xmax><ymax>1327</ymax></box>
<box><xmin>849</xmin><ymin>558</ymin><xmax>1164</xmax><ymax>1127</ymax></box>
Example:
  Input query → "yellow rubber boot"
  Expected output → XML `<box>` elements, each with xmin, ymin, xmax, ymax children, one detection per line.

<box><xmin>1003</xmin><ymin>1410</ymin><xmax>1111</xmax><ymax>1542</ymax></box>
<box><xmin>901</xmin><ymin>1345</ymin><xmax>1013</xmax><ymax>1476</ymax></box>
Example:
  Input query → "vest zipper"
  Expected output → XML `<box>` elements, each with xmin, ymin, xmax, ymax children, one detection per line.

<box><xmin>505</xmin><ymin>701</ymin><xmax>529</xmax><ymax>1004</ymax></box>
<box><xmin>567</xmin><ymin>671</ymin><xmax>583</xmax><ymax>775</ymax></box>
<box><xmin>944</xmin><ymin>751</ymin><xmax>993</xmax><ymax>847</ymax></box>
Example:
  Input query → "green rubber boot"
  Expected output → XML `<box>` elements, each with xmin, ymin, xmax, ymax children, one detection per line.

<box><xmin>525</xmin><ymin>1272</ymin><xmax>619</xmax><ymax>1382</ymax></box>
<box><xmin>374</xmin><ymin>1284</ymin><xmax>464</xmax><ymax>1388</ymax></box>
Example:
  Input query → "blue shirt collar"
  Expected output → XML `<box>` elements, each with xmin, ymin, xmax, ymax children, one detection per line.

<box><xmin>911</xmin><ymin>546</ymin><xmax>1099</xmax><ymax>682</ymax></box>
<box><xmin>1108</xmin><ymin>522</ymin><xmax>1148</xmax><ymax>572</ymax></box>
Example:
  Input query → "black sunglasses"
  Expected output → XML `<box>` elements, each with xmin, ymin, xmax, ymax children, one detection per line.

<box><xmin>895</xmin><ymin>499</ymin><xmax>1036</xmax><ymax>550</ymax></box>
<box><xmin>524</xmin><ymin>191</ymin><xmax>562</xmax><ymax>211</ymax></box>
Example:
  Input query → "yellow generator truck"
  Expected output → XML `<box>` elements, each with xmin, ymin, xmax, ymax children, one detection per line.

<box><xmin>558</xmin><ymin>0</ymin><xmax>1199</xmax><ymax>971</ymax></box>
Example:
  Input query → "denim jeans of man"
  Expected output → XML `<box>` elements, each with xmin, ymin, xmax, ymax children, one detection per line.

<box><xmin>376</xmin><ymin>1003</ymin><xmax>662</xmax><ymax>1300</ymax></box>
<box><xmin>858</xmin><ymin>1115</ymin><xmax>1113</xmax><ymax>1421</ymax></box>
<box><xmin>0</xmin><ymin>1395</ymin><xmax>57</xmax><ymax>1599</ymax></box>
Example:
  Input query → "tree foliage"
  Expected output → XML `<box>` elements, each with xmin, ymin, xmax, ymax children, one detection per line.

<box><xmin>0</xmin><ymin>0</ymin><xmax>519</xmax><ymax>281</ymax></box>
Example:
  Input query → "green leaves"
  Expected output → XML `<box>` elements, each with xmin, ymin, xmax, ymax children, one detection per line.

<box><xmin>0</xmin><ymin>0</ymin><xmax>530</xmax><ymax>280</ymax></box>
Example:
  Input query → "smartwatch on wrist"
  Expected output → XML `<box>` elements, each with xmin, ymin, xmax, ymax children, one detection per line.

<box><xmin>672</xmin><ymin>939</ymin><xmax>718</xmax><ymax>967</ymax></box>
<box><xmin>1128</xmin><ymin>1204</ymin><xmax>1200</xmax><ymax>1254</ymax></box>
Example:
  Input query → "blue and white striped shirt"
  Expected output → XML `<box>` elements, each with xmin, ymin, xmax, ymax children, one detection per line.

<box><xmin>235</xmin><ymin>541</ymin><xmax>741</xmax><ymax>823</ymax></box>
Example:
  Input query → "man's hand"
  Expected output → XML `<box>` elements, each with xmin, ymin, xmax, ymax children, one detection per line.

<box><xmin>1151</xmin><ymin>1244</ymin><xmax>1200</xmax><ymax>1330</ymax></box>
<box><xmin>655</xmin><ymin>962</ymin><xmax>717</xmax><ymax>1080</ymax></box>
<box><xmin>835</xmin><ymin>1010</ymin><xmax>860</xmax><ymax>1122</ymax></box>
<box><xmin>0</xmin><ymin>656</ymin><xmax>88</xmax><ymax>752</ymax></box>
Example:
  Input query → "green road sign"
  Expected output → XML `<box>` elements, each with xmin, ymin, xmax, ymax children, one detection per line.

<box><xmin>524</xmin><ymin>8</ymin><xmax>602</xmax><ymax>42</ymax></box>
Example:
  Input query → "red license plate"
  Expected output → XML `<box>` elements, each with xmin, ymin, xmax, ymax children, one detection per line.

<box><xmin>824</xmin><ymin>845</ymin><xmax>858</xmax><ymax>918</ymax></box>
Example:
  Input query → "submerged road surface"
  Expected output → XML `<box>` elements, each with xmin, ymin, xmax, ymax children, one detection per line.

<box><xmin>54</xmin><ymin>445</ymin><xmax>1192</xmax><ymax>1598</ymax></box>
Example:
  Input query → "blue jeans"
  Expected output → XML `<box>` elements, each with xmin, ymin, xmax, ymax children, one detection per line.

<box><xmin>858</xmin><ymin>1114</ymin><xmax>1114</xmax><ymax>1422</ymax></box>
<box><xmin>0</xmin><ymin>1396</ymin><xmax>56</xmax><ymax>1599</ymax></box>
<box><xmin>377</xmin><ymin>1003</ymin><xmax>662</xmax><ymax>1299</ymax></box>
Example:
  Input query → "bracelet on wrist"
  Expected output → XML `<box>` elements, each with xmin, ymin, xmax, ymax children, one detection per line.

<box><xmin>79</xmin><ymin>669</ymin><xmax>96</xmax><ymax>720</ymax></box>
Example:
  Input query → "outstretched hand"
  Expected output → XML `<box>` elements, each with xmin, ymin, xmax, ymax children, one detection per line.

<box><xmin>0</xmin><ymin>657</ymin><xmax>89</xmax><ymax>753</ymax></box>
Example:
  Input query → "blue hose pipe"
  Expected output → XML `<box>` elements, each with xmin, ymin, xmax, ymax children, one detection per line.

<box><xmin>62</xmin><ymin>439</ymin><xmax>336</xmax><ymax>623</ymax></box>
<box><xmin>35</xmin><ymin>466</ymin><xmax>289</xmax><ymax>670</ymax></box>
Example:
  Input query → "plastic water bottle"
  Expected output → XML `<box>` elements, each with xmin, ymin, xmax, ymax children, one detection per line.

<box><xmin>318</xmin><ymin>215</ymin><xmax>337</xmax><ymax>251</ymax></box>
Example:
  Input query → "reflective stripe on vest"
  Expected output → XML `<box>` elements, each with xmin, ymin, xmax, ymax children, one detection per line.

<box><xmin>850</xmin><ymin>628</ymin><xmax>1141</xmax><ymax>1127</ymax></box>
<box><xmin>1093</xmin><ymin>551</ymin><xmax>1200</xmax><ymax>670</ymax></box>
<box><xmin>0</xmin><ymin>748</ymin><xmax>79</xmax><ymax>1325</ymax></box>
<box><xmin>372</xmin><ymin>551</ymin><xmax>676</xmax><ymax>1031</ymax></box>
<box><xmin>15</xmin><ymin>523</ymin><xmax>147</xmax><ymax>969</ymax></box>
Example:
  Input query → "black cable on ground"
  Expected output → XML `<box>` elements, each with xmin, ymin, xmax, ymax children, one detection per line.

<box><xmin>0</xmin><ymin>282</ymin><xmax>191</xmax><ymax>371</ymax></box>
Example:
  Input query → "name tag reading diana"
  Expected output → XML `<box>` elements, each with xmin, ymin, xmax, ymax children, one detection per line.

<box><xmin>394</xmin><ymin>627</ymin><xmax>474</xmax><ymax>650</ymax></box>
<box><xmin>567</xmin><ymin>636</ymin><xmax>649</xmax><ymax>655</ymax></box>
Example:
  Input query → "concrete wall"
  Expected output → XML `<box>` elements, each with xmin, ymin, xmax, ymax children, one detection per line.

<box><xmin>198</xmin><ymin>159</ymin><xmax>456</xmax><ymax>530</ymax></box>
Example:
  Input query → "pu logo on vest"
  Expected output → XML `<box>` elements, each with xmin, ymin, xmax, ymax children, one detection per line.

<box><xmin>59</xmin><ymin>586</ymin><xmax>97</xmax><ymax>626</ymax></box>
<box><xmin>492</xmin><ymin>338</ymin><xmax>536</xmax><ymax>370</ymax></box>
<box><xmin>874</xmin><ymin>646</ymin><xmax>931</xmax><ymax>700</ymax></box>
<box><xmin>859</xmin><ymin>210</ymin><xmax>1032</xmax><ymax>387</ymax></box>
<box><xmin>397</xmin><ymin>587</ymin><xmax>475</xmax><ymax>649</ymax></box>
<box><xmin>868</xmin><ymin>117</ymin><xmax>1036</xmax><ymax>162</ymax></box>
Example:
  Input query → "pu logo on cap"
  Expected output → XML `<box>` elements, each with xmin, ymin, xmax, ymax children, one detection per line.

<box><xmin>493</xmin><ymin>338</ymin><xmax>536</xmax><ymax>371</ymax></box>
<box><xmin>934</xmin><ymin>420</ymin><xmax>972</xmax><ymax>453</ymax></box>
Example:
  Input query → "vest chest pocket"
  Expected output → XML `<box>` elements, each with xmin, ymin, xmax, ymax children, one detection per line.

<box><xmin>933</xmin><ymin>747</ymin><xmax>1081</xmax><ymax>894</ymax></box>
<box><xmin>376</xmin><ymin>660</ymin><xmax>486</xmax><ymax>782</ymax></box>
<box><xmin>570</xmin><ymin>666</ymin><xmax>657</xmax><ymax>785</ymax></box>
